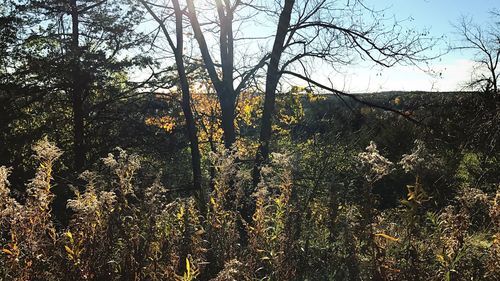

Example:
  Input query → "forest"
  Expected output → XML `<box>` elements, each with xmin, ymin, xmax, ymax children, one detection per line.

<box><xmin>1</xmin><ymin>0</ymin><xmax>499</xmax><ymax>280</ymax></box>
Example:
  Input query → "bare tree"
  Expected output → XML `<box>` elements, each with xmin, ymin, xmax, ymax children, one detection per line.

<box><xmin>139</xmin><ymin>0</ymin><xmax>206</xmax><ymax>209</ymax></box>
<box><xmin>454</xmin><ymin>12</ymin><xmax>500</xmax><ymax>95</ymax></box>
<box><xmin>452</xmin><ymin>11</ymin><xmax>500</xmax><ymax>153</ymax></box>
<box><xmin>251</xmin><ymin>0</ymin><xmax>435</xmax><ymax>191</ymax></box>
<box><xmin>185</xmin><ymin>0</ymin><xmax>243</xmax><ymax>149</ymax></box>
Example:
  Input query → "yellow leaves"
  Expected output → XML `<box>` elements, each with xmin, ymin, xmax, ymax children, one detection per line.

<box><xmin>2</xmin><ymin>235</ymin><xmax>19</xmax><ymax>258</ymax></box>
<box><xmin>145</xmin><ymin>116</ymin><xmax>177</xmax><ymax>132</ymax></box>
<box><xmin>275</xmin><ymin>94</ymin><xmax>304</xmax><ymax>136</ymax></box>
<box><xmin>177</xmin><ymin>205</ymin><xmax>185</xmax><ymax>221</ymax></box>
<box><xmin>65</xmin><ymin>231</ymin><xmax>74</xmax><ymax>244</ymax></box>
<box><xmin>306</xmin><ymin>92</ymin><xmax>326</xmax><ymax>102</ymax></box>
<box><xmin>407</xmin><ymin>183</ymin><xmax>419</xmax><ymax>201</ymax></box>
<box><xmin>406</xmin><ymin>176</ymin><xmax>428</xmax><ymax>204</ymax></box>
<box><xmin>407</xmin><ymin>190</ymin><xmax>416</xmax><ymax>201</ymax></box>
<box><xmin>394</xmin><ymin>96</ymin><xmax>401</xmax><ymax>105</ymax></box>
<box><xmin>274</xmin><ymin>197</ymin><xmax>282</xmax><ymax>206</ymax></box>
<box><xmin>375</xmin><ymin>233</ymin><xmax>400</xmax><ymax>242</ymax></box>
<box><xmin>45</xmin><ymin>164</ymin><xmax>52</xmax><ymax>191</ymax></box>
<box><xmin>175</xmin><ymin>257</ymin><xmax>199</xmax><ymax>281</ymax></box>
<box><xmin>209</xmin><ymin>196</ymin><xmax>217</xmax><ymax>209</ymax></box>
<box><xmin>64</xmin><ymin>245</ymin><xmax>75</xmax><ymax>256</ymax></box>
<box><xmin>145</xmin><ymin>84</ymin><xmax>262</xmax><ymax>150</ymax></box>
<box><xmin>64</xmin><ymin>244</ymin><xmax>81</xmax><ymax>263</ymax></box>
<box><xmin>63</xmin><ymin>230</ymin><xmax>84</xmax><ymax>264</ymax></box>
<box><xmin>290</xmin><ymin>85</ymin><xmax>306</xmax><ymax>93</ymax></box>
<box><xmin>2</xmin><ymin>248</ymin><xmax>14</xmax><ymax>256</ymax></box>
<box><xmin>186</xmin><ymin>257</ymin><xmax>191</xmax><ymax>272</ymax></box>
<box><xmin>237</xmin><ymin>92</ymin><xmax>262</xmax><ymax>128</ymax></box>
<box><xmin>243</xmin><ymin>104</ymin><xmax>252</xmax><ymax>116</ymax></box>
<box><xmin>280</xmin><ymin>114</ymin><xmax>298</xmax><ymax>126</ymax></box>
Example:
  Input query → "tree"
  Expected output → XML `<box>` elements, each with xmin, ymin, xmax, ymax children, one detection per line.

<box><xmin>185</xmin><ymin>0</ymin><xmax>237</xmax><ymax>149</ymax></box>
<box><xmin>454</xmin><ymin>12</ymin><xmax>500</xmax><ymax>95</ymax></box>
<box><xmin>139</xmin><ymin>0</ymin><xmax>206</xmax><ymax>209</ymax></box>
<box><xmin>6</xmin><ymin>0</ymin><xmax>151</xmax><ymax>172</ymax></box>
<box><xmin>450</xmin><ymin>11</ymin><xmax>500</xmax><ymax>152</ymax></box>
<box><xmin>0</xmin><ymin>2</ymin><xmax>34</xmax><ymax>178</ymax></box>
<box><xmin>251</xmin><ymin>0</ymin><xmax>435</xmax><ymax>196</ymax></box>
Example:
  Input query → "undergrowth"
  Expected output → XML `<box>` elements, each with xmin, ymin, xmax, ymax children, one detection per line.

<box><xmin>1</xmin><ymin>138</ymin><xmax>499</xmax><ymax>280</ymax></box>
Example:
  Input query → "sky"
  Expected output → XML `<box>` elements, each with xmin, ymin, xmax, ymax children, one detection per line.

<box><xmin>137</xmin><ymin>0</ymin><xmax>500</xmax><ymax>93</ymax></box>
<box><xmin>335</xmin><ymin>0</ymin><xmax>500</xmax><ymax>92</ymax></box>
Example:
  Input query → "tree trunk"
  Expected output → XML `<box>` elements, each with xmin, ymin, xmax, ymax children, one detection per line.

<box><xmin>70</xmin><ymin>0</ymin><xmax>85</xmax><ymax>172</ymax></box>
<box><xmin>219</xmin><ymin>89</ymin><xmax>237</xmax><ymax>149</ymax></box>
<box><xmin>250</xmin><ymin>0</ymin><xmax>295</xmax><ymax>217</ymax></box>
<box><xmin>177</xmin><ymin>56</ymin><xmax>205</xmax><ymax>209</ymax></box>
<box><xmin>172</xmin><ymin>0</ymin><xmax>206</xmax><ymax>210</ymax></box>
<box><xmin>186</xmin><ymin>0</ymin><xmax>237</xmax><ymax>150</ymax></box>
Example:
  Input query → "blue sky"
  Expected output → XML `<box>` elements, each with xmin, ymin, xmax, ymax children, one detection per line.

<box><xmin>379</xmin><ymin>0</ymin><xmax>497</xmax><ymax>30</ymax></box>
<box><xmin>379</xmin><ymin>0</ymin><xmax>498</xmax><ymax>48</ymax></box>
<box><xmin>327</xmin><ymin>0</ymin><xmax>500</xmax><ymax>92</ymax></box>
